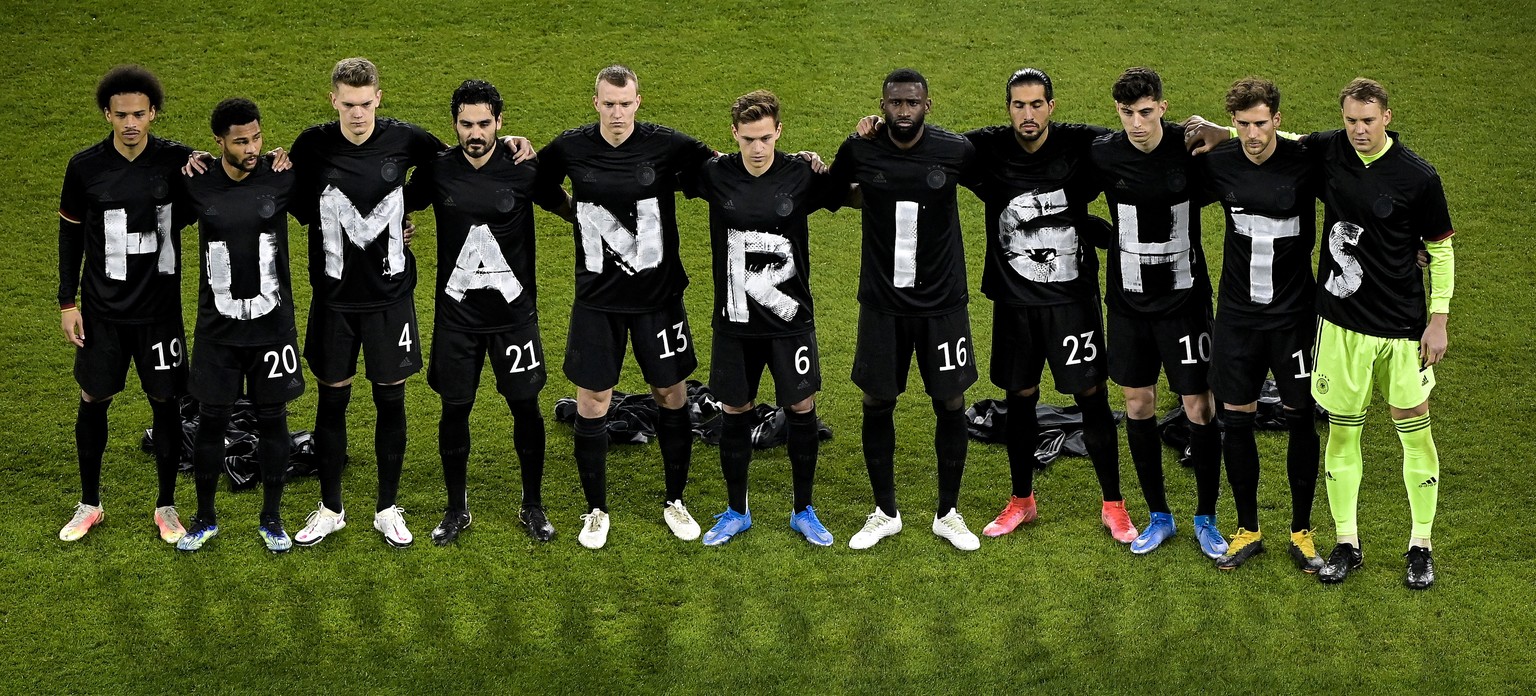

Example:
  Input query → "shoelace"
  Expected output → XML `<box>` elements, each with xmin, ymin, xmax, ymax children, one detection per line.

<box><xmin>862</xmin><ymin>512</ymin><xmax>892</xmax><ymax>531</ymax></box>
<box><xmin>799</xmin><ymin>510</ymin><xmax>829</xmax><ymax>535</ymax></box>
<box><xmin>158</xmin><ymin>507</ymin><xmax>181</xmax><ymax>528</ymax></box>
<box><xmin>1229</xmin><ymin>531</ymin><xmax>1260</xmax><ymax>553</ymax></box>
<box><xmin>938</xmin><ymin>513</ymin><xmax>968</xmax><ymax>534</ymax></box>
<box><xmin>69</xmin><ymin>504</ymin><xmax>99</xmax><ymax>526</ymax></box>
<box><xmin>1293</xmin><ymin>532</ymin><xmax>1318</xmax><ymax>557</ymax></box>
<box><xmin>665</xmin><ymin>503</ymin><xmax>692</xmax><ymax>524</ymax></box>
<box><xmin>581</xmin><ymin>512</ymin><xmax>605</xmax><ymax>532</ymax></box>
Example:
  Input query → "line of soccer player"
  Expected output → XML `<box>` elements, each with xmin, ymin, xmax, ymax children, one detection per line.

<box><xmin>56</xmin><ymin>59</ymin><xmax>1453</xmax><ymax>589</ymax></box>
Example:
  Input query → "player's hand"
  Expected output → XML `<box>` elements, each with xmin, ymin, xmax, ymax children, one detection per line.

<box><xmin>855</xmin><ymin>115</ymin><xmax>884</xmax><ymax>140</ymax></box>
<box><xmin>182</xmin><ymin>152</ymin><xmax>214</xmax><ymax>176</ymax></box>
<box><xmin>796</xmin><ymin>150</ymin><xmax>828</xmax><ymax>174</ymax></box>
<box><xmin>503</xmin><ymin>135</ymin><xmax>536</xmax><ymax>163</ymax></box>
<box><xmin>1181</xmin><ymin>115</ymin><xmax>1229</xmax><ymax>155</ymax></box>
<box><xmin>1416</xmin><ymin>249</ymin><xmax>1430</xmax><ymax>268</ymax></box>
<box><xmin>1420</xmin><ymin>315</ymin><xmax>1448</xmax><ymax>367</ymax></box>
<box><xmin>268</xmin><ymin>147</ymin><xmax>291</xmax><ymax>172</ymax></box>
<box><xmin>403</xmin><ymin>216</ymin><xmax>415</xmax><ymax>248</ymax></box>
<box><xmin>61</xmin><ymin>308</ymin><xmax>85</xmax><ymax>348</ymax></box>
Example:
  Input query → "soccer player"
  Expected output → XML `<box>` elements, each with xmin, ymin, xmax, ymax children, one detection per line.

<box><xmin>57</xmin><ymin>66</ymin><xmax>193</xmax><ymax>543</ymax></box>
<box><xmin>958</xmin><ymin>69</ymin><xmax>1137</xmax><ymax>544</ymax></box>
<box><xmin>683</xmin><ymin>90</ymin><xmax>844</xmax><ymax>547</ymax></box>
<box><xmin>287</xmin><ymin>58</ymin><xmax>447</xmax><ymax>548</ymax></box>
<box><xmin>1196</xmin><ymin>78</ymin><xmax>1324</xmax><ymax>571</ymax></box>
<box><xmin>1306</xmin><ymin>79</ymin><xmax>1454</xmax><ymax>589</ymax></box>
<box><xmin>829</xmin><ymin>69</ymin><xmax>981</xmax><ymax>551</ymax></box>
<box><xmin>532</xmin><ymin>65</ymin><xmax>716</xmax><ymax>549</ymax></box>
<box><xmin>175</xmin><ymin>98</ymin><xmax>304</xmax><ymax>553</ymax></box>
<box><xmin>1089</xmin><ymin>67</ymin><xmax>1226</xmax><ymax>558</ymax></box>
<box><xmin>403</xmin><ymin>79</ymin><xmax>553</xmax><ymax>545</ymax></box>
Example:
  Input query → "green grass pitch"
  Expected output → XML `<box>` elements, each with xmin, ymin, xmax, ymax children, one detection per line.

<box><xmin>3</xmin><ymin>0</ymin><xmax>1535</xmax><ymax>691</ymax></box>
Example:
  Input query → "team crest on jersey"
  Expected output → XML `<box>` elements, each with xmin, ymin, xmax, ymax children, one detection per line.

<box><xmin>1275</xmin><ymin>186</ymin><xmax>1296</xmax><ymax>209</ymax></box>
<box><xmin>775</xmin><ymin>194</ymin><xmax>794</xmax><ymax>217</ymax></box>
<box><xmin>257</xmin><ymin>195</ymin><xmax>277</xmax><ymax>219</ymax></box>
<box><xmin>636</xmin><ymin>164</ymin><xmax>657</xmax><ymax>187</ymax></box>
<box><xmin>926</xmin><ymin>168</ymin><xmax>947</xmax><ymax>189</ymax></box>
<box><xmin>1047</xmin><ymin>159</ymin><xmax>1069</xmax><ymax>179</ymax></box>
<box><xmin>496</xmin><ymin>188</ymin><xmax>517</xmax><ymax>213</ymax></box>
<box><xmin>1166</xmin><ymin>170</ymin><xmax>1187</xmax><ymax>193</ymax></box>
<box><xmin>150</xmin><ymin>176</ymin><xmax>169</xmax><ymax>200</ymax></box>
<box><xmin>1372</xmin><ymin>195</ymin><xmax>1394</xmax><ymax>218</ymax></box>
<box><xmin>1316</xmin><ymin>374</ymin><xmax>1330</xmax><ymax>394</ymax></box>
<box><xmin>380</xmin><ymin>161</ymin><xmax>400</xmax><ymax>183</ymax></box>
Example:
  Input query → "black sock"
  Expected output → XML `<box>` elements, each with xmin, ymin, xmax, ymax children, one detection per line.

<box><xmin>1005</xmin><ymin>391</ymin><xmax>1041</xmax><ymax>498</ymax></box>
<box><xmin>149</xmin><ymin>398</ymin><xmax>181</xmax><ymax>508</ymax></box>
<box><xmin>255</xmin><ymin>404</ymin><xmax>290</xmax><ymax>522</ymax></box>
<box><xmin>1222</xmin><ymin>409</ymin><xmax>1260</xmax><ymax>531</ymax></box>
<box><xmin>372</xmin><ymin>383</ymin><xmax>407</xmax><ymax>512</ymax></box>
<box><xmin>1075</xmin><ymin>390</ymin><xmax>1122</xmax><ymax>502</ymax></box>
<box><xmin>1190</xmin><ymin>420</ymin><xmax>1222</xmax><ymax>517</ymax></box>
<box><xmin>439</xmin><ymin>400</ymin><xmax>473</xmax><ymax>513</ymax></box>
<box><xmin>314</xmin><ymin>384</ymin><xmax>351</xmax><ymax>512</ymax></box>
<box><xmin>862</xmin><ymin>399</ymin><xmax>898</xmax><ymax>516</ymax></box>
<box><xmin>507</xmin><ymin>398</ymin><xmax>545</xmax><ymax>508</ymax></box>
<box><xmin>934</xmin><ymin>398</ymin><xmax>968</xmax><ymax>518</ymax></box>
<box><xmin>720</xmin><ymin>411</ymin><xmax>753</xmax><ymax>513</ymax></box>
<box><xmin>1285</xmin><ymin>407</ymin><xmax>1320</xmax><ymax>532</ymax></box>
<box><xmin>657</xmin><ymin>405</ymin><xmax>693</xmax><ymax>503</ymax></box>
<box><xmin>787</xmin><ymin>407</ymin><xmax>819</xmax><ymax>513</ymax></box>
<box><xmin>1126</xmin><ymin>416</ymin><xmax>1168</xmax><ymax>514</ymax></box>
<box><xmin>75</xmin><ymin>397</ymin><xmax>111</xmax><ymax>507</ymax></box>
<box><xmin>193</xmin><ymin>403</ymin><xmax>231</xmax><ymax>523</ymax></box>
<box><xmin>573</xmin><ymin>414</ymin><xmax>609</xmax><ymax>512</ymax></box>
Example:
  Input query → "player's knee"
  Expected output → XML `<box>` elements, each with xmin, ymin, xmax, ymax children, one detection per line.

<box><xmin>372</xmin><ymin>382</ymin><xmax>405</xmax><ymax>404</ymax></box>
<box><xmin>651</xmin><ymin>381</ymin><xmax>687</xmax><ymax>410</ymax></box>
<box><xmin>1182</xmin><ymin>392</ymin><xmax>1216</xmax><ymax>424</ymax></box>
<box><xmin>198</xmin><ymin>402</ymin><xmax>233</xmax><ymax>421</ymax></box>
<box><xmin>932</xmin><ymin>396</ymin><xmax>965</xmax><ymax>414</ymax></box>
<box><xmin>576</xmin><ymin>389</ymin><xmax>612</xmax><ymax>419</ymax></box>
<box><xmin>721</xmin><ymin>401</ymin><xmax>755</xmax><ymax>415</ymax></box>
<box><xmin>862</xmin><ymin>395</ymin><xmax>897</xmax><ymax>414</ymax></box>
<box><xmin>787</xmin><ymin>396</ymin><xmax>816</xmax><ymax>414</ymax></box>
<box><xmin>505</xmin><ymin>397</ymin><xmax>541</xmax><ymax>421</ymax></box>
<box><xmin>1122</xmin><ymin>387</ymin><xmax>1156</xmax><ymax>419</ymax></box>
<box><xmin>319</xmin><ymin>376</ymin><xmax>354</xmax><ymax>389</ymax></box>
<box><xmin>1075</xmin><ymin>383</ymin><xmax>1101</xmax><ymax>398</ymax></box>
<box><xmin>80</xmin><ymin>390</ymin><xmax>115</xmax><ymax>404</ymax></box>
<box><xmin>1391</xmin><ymin>401</ymin><xmax>1430</xmax><ymax>419</ymax></box>
<box><xmin>1012</xmin><ymin>386</ymin><xmax>1039</xmax><ymax>398</ymax></box>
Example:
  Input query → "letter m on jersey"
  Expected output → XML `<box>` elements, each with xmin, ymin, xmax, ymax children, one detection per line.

<box><xmin>319</xmin><ymin>185</ymin><xmax>406</xmax><ymax>279</ymax></box>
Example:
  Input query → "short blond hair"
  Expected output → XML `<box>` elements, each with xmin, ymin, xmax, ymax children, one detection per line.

<box><xmin>731</xmin><ymin>90</ymin><xmax>780</xmax><ymax>126</ymax></box>
<box><xmin>332</xmin><ymin>57</ymin><xmax>379</xmax><ymax>88</ymax></box>
<box><xmin>1339</xmin><ymin>77</ymin><xmax>1388</xmax><ymax>110</ymax></box>
<box><xmin>595</xmin><ymin>64</ymin><xmax>638</xmax><ymax>93</ymax></box>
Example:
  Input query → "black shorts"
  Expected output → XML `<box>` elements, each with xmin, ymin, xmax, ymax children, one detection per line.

<box><xmin>563</xmin><ymin>300</ymin><xmax>697</xmax><ymax>391</ymax></box>
<box><xmin>304</xmin><ymin>298</ymin><xmax>422</xmax><ymax>385</ymax></box>
<box><xmin>990</xmin><ymin>300</ymin><xmax>1107</xmax><ymax>395</ymax></box>
<box><xmin>428</xmin><ymin>323</ymin><xmax>548</xmax><ymax>404</ymax></box>
<box><xmin>189</xmin><ymin>337</ymin><xmax>307</xmax><ymax>406</ymax></box>
<box><xmin>1210</xmin><ymin>315</ymin><xmax>1315</xmax><ymax>408</ymax></box>
<box><xmin>74</xmin><ymin>314</ymin><xmax>187</xmax><ymax>401</ymax></box>
<box><xmin>852</xmin><ymin>305</ymin><xmax>978</xmax><ymax>401</ymax></box>
<box><xmin>1107</xmin><ymin>302</ymin><xmax>1212</xmax><ymax>395</ymax></box>
<box><xmin>710</xmin><ymin>330</ymin><xmax>821</xmax><ymax>408</ymax></box>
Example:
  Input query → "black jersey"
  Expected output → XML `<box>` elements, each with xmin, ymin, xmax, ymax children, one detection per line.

<box><xmin>1090</xmin><ymin>122</ymin><xmax>1213</xmax><ymax>317</ymax></box>
<box><xmin>405</xmin><ymin>143</ymin><xmax>540</xmax><ymax>334</ymax></box>
<box><xmin>828</xmin><ymin>126</ymin><xmax>976</xmax><ymax>315</ymax></box>
<box><xmin>533</xmin><ymin>122</ymin><xmax>715</xmax><ymax>313</ymax></box>
<box><xmin>58</xmin><ymin>134</ymin><xmax>194</xmax><ymax>322</ymax></box>
<box><xmin>1199</xmin><ymin>137</ymin><xmax>1320</xmax><ymax>329</ymax></box>
<box><xmin>181</xmin><ymin>158</ymin><xmax>298</xmax><ymax>347</ymax></box>
<box><xmin>1310</xmin><ymin>130</ymin><xmax>1454</xmax><ymax>339</ymax></box>
<box><xmin>685</xmin><ymin>152</ymin><xmax>842</xmax><ymax>337</ymax></box>
<box><xmin>963</xmin><ymin>123</ymin><xmax>1108</xmax><ymax>307</ymax></box>
<box><xmin>290</xmin><ymin>118</ymin><xmax>445</xmax><ymax>311</ymax></box>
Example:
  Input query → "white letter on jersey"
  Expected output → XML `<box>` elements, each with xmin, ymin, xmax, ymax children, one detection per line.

<box><xmin>577</xmin><ymin>198</ymin><xmax>663</xmax><ymax>276</ymax></box>
<box><xmin>446</xmin><ymin>224</ymin><xmax>523</xmax><ymax>303</ymax></box>
<box><xmin>999</xmin><ymin>189</ymin><xmax>1079</xmax><ymax>283</ymax></box>
<box><xmin>725</xmin><ymin>229</ymin><xmax>798</xmax><ymax>323</ymax></box>
<box><xmin>207</xmin><ymin>233</ymin><xmax>281</xmax><ymax>320</ymax></box>
<box><xmin>1324</xmin><ymin>221</ymin><xmax>1365</xmax><ymax>298</ymax></box>
<box><xmin>1116</xmin><ymin>202</ymin><xmax>1193</xmax><ymax>292</ymax></box>
<box><xmin>1231</xmin><ymin>209</ymin><xmax>1301</xmax><ymax>304</ymax></box>
<box><xmin>318</xmin><ymin>185</ymin><xmax>406</xmax><ymax>280</ymax></box>
<box><xmin>103</xmin><ymin>204</ymin><xmax>175</xmax><ymax>280</ymax></box>
<box><xmin>893</xmin><ymin>200</ymin><xmax>920</xmax><ymax>288</ymax></box>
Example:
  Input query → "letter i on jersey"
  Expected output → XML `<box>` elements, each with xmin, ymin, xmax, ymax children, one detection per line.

<box><xmin>319</xmin><ymin>186</ymin><xmax>406</xmax><ymax>279</ymax></box>
<box><xmin>104</xmin><ymin>204</ymin><xmax>176</xmax><ymax>280</ymax></box>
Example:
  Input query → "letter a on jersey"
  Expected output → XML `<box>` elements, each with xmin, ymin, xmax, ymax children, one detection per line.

<box><xmin>725</xmin><ymin>229</ymin><xmax>799</xmax><ymax>323</ymax></box>
<box><xmin>577</xmin><ymin>199</ymin><xmax>663</xmax><ymax>275</ymax></box>
<box><xmin>319</xmin><ymin>185</ymin><xmax>406</xmax><ymax>279</ymax></box>
<box><xmin>445</xmin><ymin>224</ymin><xmax>523</xmax><ymax>303</ymax></box>
<box><xmin>208</xmin><ymin>232</ymin><xmax>281</xmax><ymax>320</ymax></box>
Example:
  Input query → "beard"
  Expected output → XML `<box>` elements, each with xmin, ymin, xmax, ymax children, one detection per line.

<box><xmin>887</xmin><ymin>118</ymin><xmax>924</xmax><ymax>143</ymax></box>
